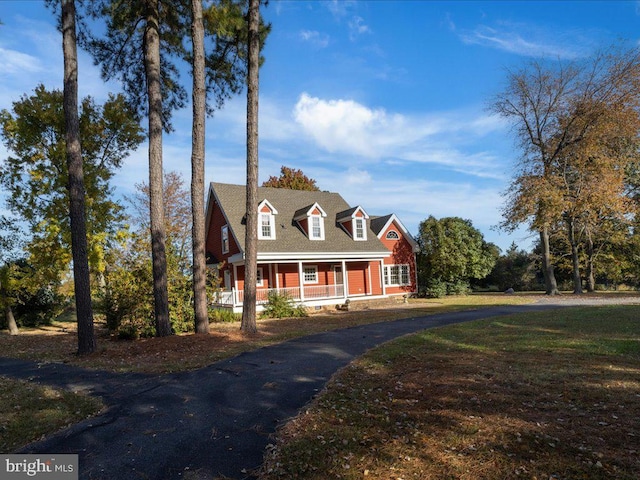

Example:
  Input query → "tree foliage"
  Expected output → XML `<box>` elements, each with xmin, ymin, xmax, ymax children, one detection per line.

<box><xmin>262</xmin><ymin>166</ymin><xmax>320</xmax><ymax>191</ymax></box>
<box><xmin>417</xmin><ymin>216</ymin><xmax>498</xmax><ymax>297</ymax></box>
<box><xmin>0</xmin><ymin>85</ymin><xmax>144</xmax><ymax>284</ymax></box>
<box><xmin>100</xmin><ymin>173</ymin><xmax>197</xmax><ymax>338</ymax></box>
<box><xmin>492</xmin><ymin>46</ymin><xmax>640</xmax><ymax>294</ymax></box>
<box><xmin>480</xmin><ymin>243</ymin><xmax>539</xmax><ymax>292</ymax></box>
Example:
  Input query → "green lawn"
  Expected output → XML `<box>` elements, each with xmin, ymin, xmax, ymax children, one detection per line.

<box><xmin>261</xmin><ymin>305</ymin><xmax>640</xmax><ymax>479</ymax></box>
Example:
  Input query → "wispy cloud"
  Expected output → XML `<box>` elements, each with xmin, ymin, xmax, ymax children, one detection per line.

<box><xmin>326</xmin><ymin>0</ymin><xmax>356</xmax><ymax>19</ymax></box>
<box><xmin>0</xmin><ymin>47</ymin><xmax>43</xmax><ymax>75</ymax></box>
<box><xmin>348</xmin><ymin>16</ymin><xmax>371</xmax><ymax>40</ymax></box>
<box><xmin>299</xmin><ymin>30</ymin><xmax>330</xmax><ymax>49</ymax></box>
<box><xmin>457</xmin><ymin>21</ymin><xmax>596</xmax><ymax>59</ymax></box>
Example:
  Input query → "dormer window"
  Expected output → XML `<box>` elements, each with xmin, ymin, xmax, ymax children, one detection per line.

<box><xmin>337</xmin><ymin>205</ymin><xmax>370</xmax><ymax>241</ymax></box>
<box><xmin>311</xmin><ymin>215</ymin><xmax>324</xmax><ymax>240</ymax></box>
<box><xmin>294</xmin><ymin>202</ymin><xmax>327</xmax><ymax>240</ymax></box>
<box><xmin>257</xmin><ymin>199</ymin><xmax>278</xmax><ymax>240</ymax></box>
<box><xmin>260</xmin><ymin>213</ymin><xmax>274</xmax><ymax>238</ymax></box>
<box><xmin>354</xmin><ymin>217</ymin><xmax>366</xmax><ymax>240</ymax></box>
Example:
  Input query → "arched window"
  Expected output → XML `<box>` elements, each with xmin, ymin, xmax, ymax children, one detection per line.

<box><xmin>386</xmin><ymin>230</ymin><xmax>399</xmax><ymax>240</ymax></box>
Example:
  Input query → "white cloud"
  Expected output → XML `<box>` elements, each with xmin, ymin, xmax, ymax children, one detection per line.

<box><xmin>457</xmin><ymin>21</ymin><xmax>595</xmax><ymax>59</ymax></box>
<box><xmin>326</xmin><ymin>0</ymin><xmax>356</xmax><ymax>19</ymax></box>
<box><xmin>344</xmin><ymin>167</ymin><xmax>372</xmax><ymax>186</ymax></box>
<box><xmin>348</xmin><ymin>16</ymin><xmax>371</xmax><ymax>40</ymax></box>
<box><xmin>299</xmin><ymin>30</ymin><xmax>330</xmax><ymax>48</ymax></box>
<box><xmin>292</xmin><ymin>93</ymin><xmax>507</xmax><ymax>178</ymax></box>
<box><xmin>0</xmin><ymin>47</ymin><xmax>43</xmax><ymax>75</ymax></box>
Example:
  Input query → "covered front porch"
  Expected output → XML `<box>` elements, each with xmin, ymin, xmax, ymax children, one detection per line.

<box><xmin>213</xmin><ymin>258</ymin><xmax>388</xmax><ymax>312</ymax></box>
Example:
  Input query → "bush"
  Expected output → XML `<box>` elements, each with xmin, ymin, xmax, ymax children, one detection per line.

<box><xmin>209</xmin><ymin>308</ymin><xmax>241</xmax><ymax>323</ymax></box>
<box><xmin>447</xmin><ymin>280</ymin><xmax>470</xmax><ymax>295</ymax></box>
<box><xmin>98</xmin><ymin>234</ymin><xmax>196</xmax><ymax>338</ymax></box>
<box><xmin>14</xmin><ymin>286</ymin><xmax>66</xmax><ymax>327</ymax></box>
<box><xmin>424</xmin><ymin>278</ymin><xmax>447</xmax><ymax>298</ymax></box>
<box><xmin>261</xmin><ymin>292</ymin><xmax>308</xmax><ymax>319</ymax></box>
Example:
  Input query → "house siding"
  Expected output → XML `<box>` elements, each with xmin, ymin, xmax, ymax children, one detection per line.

<box><xmin>277</xmin><ymin>264</ymin><xmax>300</xmax><ymax>288</ymax></box>
<box><xmin>347</xmin><ymin>262</ymin><xmax>369</xmax><ymax>296</ymax></box>
<box><xmin>380</xmin><ymin>221</ymin><xmax>417</xmax><ymax>294</ymax></box>
<box><xmin>206</xmin><ymin>197</ymin><xmax>241</xmax><ymax>260</ymax></box>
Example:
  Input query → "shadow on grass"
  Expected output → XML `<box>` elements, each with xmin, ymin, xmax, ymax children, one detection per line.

<box><xmin>261</xmin><ymin>305</ymin><xmax>640</xmax><ymax>480</ymax></box>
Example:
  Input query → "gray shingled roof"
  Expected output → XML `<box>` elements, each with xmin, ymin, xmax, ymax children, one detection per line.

<box><xmin>211</xmin><ymin>182</ymin><xmax>390</xmax><ymax>256</ymax></box>
<box><xmin>370</xmin><ymin>214</ymin><xmax>394</xmax><ymax>236</ymax></box>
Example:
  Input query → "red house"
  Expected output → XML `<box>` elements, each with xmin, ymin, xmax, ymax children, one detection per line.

<box><xmin>205</xmin><ymin>182</ymin><xmax>418</xmax><ymax>311</ymax></box>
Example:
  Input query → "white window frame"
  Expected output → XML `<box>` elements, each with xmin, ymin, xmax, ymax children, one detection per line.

<box><xmin>386</xmin><ymin>230</ymin><xmax>399</xmax><ymax>240</ymax></box>
<box><xmin>384</xmin><ymin>264</ymin><xmax>410</xmax><ymax>286</ymax></box>
<box><xmin>303</xmin><ymin>265</ymin><xmax>318</xmax><ymax>284</ymax></box>
<box><xmin>310</xmin><ymin>215</ymin><xmax>325</xmax><ymax>240</ymax></box>
<box><xmin>256</xmin><ymin>267</ymin><xmax>264</xmax><ymax>287</ymax></box>
<box><xmin>221</xmin><ymin>224</ymin><xmax>229</xmax><ymax>254</ymax></box>
<box><xmin>224</xmin><ymin>270</ymin><xmax>231</xmax><ymax>290</ymax></box>
<box><xmin>354</xmin><ymin>217</ymin><xmax>366</xmax><ymax>241</ymax></box>
<box><xmin>259</xmin><ymin>212</ymin><xmax>276</xmax><ymax>239</ymax></box>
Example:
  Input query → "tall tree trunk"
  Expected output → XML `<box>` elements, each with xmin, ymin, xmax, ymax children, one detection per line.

<box><xmin>567</xmin><ymin>217</ymin><xmax>583</xmax><ymax>294</ymax></box>
<box><xmin>539</xmin><ymin>226</ymin><xmax>559</xmax><ymax>295</ymax></box>
<box><xmin>5</xmin><ymin>304</ymin><xmax>19</xmax><ymax>335</ymax></box>
<box><xmin>241</xmin><ymin>0</ymin><xmax>260</xmax><ymax>334</ymax></box>
<box><xmin>1</xmin><ymin>278</ymin><xmax>19</xmax><ymax>335</ymax></box>
<box><xmin>62</xmin><ymin>0</ymin><xmax>96</xmax><ymax>354</ymax></box>
<box><xmin>191</xmin><ymin>0</ymin><xmax>209</xmax><ymax>334</ymax></box>
<box><xmin>585</xmin><ymin>231</ymin><xmax>596</xmax><ymax>292</ymax></box>
<box><xmin>145</xmin><ymin>0</ymin><xmax>172</xmax><ymax>337</ymax></box>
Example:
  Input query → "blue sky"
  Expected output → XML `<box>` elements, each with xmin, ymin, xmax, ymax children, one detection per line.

<box><xmin>1</xmin><ymin>1</ymin><xmax>639</xmax><ymax>252</ymax></box>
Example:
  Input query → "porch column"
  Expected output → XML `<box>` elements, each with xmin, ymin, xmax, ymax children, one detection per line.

<box><xmin>298</xmin><ymin>261</ymin><xmax>305</xmax><ymax>302</ymax></box>
<box><xmin>274</xmin><ymin>263</ymin><xmax>280</xmax><ymax>291</ymax></box>
<box><xmin>380</xmin><ymin>260</ymin><xmax>387</xmax><ymax>296</ymax></box>
<box><xmin>341</xmin><ymin>260</ymin><xmax>348</xmax><ymax>301</ymax></box>
<box><xmin>367</xmin><ymin>262</ymin><xmax>372</xmax><ymax>296</ymax></box>
<box><xmin>233</xmin><ymin>264</ymin><xmax>241</xmax><ymax>305</ymax></box>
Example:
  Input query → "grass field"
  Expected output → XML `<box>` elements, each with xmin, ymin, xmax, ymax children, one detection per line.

<box><xmin>260</xmin><ymin>305</ymin><xmax>640</xmax><ymax>479</ymax></box>
<box><xmin>0</xmin><ymin>378</ymin><xmax>102</xmax><ymax>452</ymax></box>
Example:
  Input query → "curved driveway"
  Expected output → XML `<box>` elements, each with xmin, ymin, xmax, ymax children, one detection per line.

<box><xmin>1</xmin><ymin>299</ymin><xmax>635</xmax><ymax>479</ymax></box>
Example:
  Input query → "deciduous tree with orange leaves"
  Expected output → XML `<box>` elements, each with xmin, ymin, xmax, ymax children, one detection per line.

<box><xmin>492</xmin><ymin>46</ymin><xmax>640</xmax><ymax>294</ymax></box>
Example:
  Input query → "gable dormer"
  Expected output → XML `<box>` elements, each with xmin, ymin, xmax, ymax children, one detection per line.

<box><xmin>257</xmin><ymin>199</ymin><xmax>278</xmax><ymax>239</ymax></box>
<box><xmin>294</xmin><ymin>202</ymin><xmax>328</xmax><ymax>240</ymax></box>
<box><xmin>336</xmin><ymin>206</ymin><xmax>369</xmax><ymax>241</ymax></box>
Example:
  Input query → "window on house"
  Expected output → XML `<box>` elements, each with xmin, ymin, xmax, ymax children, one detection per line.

<box><xmin>303</xmin><ymin>265</ymin><xmax>318</xmax><ymax>284</ymax></box>
<box><xmin>256</xmin><ymin>267</ymin><xmax>264</xmax><ymax>287</ymax></box>
<box><xmin>221</xmin><ymin>225</ymin><xmax>229</xmax><ymax>253</ymax></box>
<box><xmin>259</xmin><ymin>213</ymin><xmax>275</xmax><ymax>239</ymax></box>
<box><xmin>384</xmin><ymin>265</ymin><xmax>410</xmax><ymax>286</ymax></box>
<box><xmin>354</xmin><ymin>217</ymin><xmax>366</xmax><ymax>240</ymax></box>
<box><xmin>386</xmin><ymin>230</ymin><xmax>399</xmax><ymax>240</ymax></box>
<box><xmin>310</xmin><ymin>215</ymin><xmax>324</xmax><ymax>240</ymax></box>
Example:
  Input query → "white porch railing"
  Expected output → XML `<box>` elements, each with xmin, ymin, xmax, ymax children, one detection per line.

<box><xmin>214</xmin><ymin>284</ymin><xmax>345</xmax><ymax>307</ymax></box>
